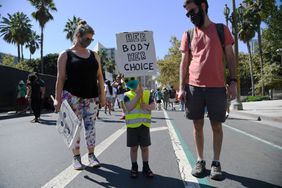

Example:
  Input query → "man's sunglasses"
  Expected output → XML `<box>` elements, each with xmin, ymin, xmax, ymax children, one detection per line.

<box><xmin>124</xmin><ymin>77</ymin><xmax>136</xmax><ymax>83</ymax></box>
<box><xmin>186</xmin><ymin>7</ymin><xmax>198</xmax><ymax>18</ymax></box>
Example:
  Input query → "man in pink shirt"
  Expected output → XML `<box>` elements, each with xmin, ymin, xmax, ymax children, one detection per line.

<box><xmin>178</xmin><ymin>0</ymin><xmax>237</xmax><ymax>180</ymax></box>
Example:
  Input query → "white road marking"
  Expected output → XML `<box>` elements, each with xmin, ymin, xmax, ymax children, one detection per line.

<box><xmin>41</xmin><ymin>126</ymin><xmax>126</xmax><ymax>188</ymax></box>
<box><xmin>223</xmin><ymin>123</ymin><xmax>282</xmax><ymax>151</ymax></box>
<box><xmin>163</xmin><ymin>110</ymin><xmax>200</xmax><ymax>188</ymax></box>
<box><xmin>150</xmin><ymin>126</ymin><xmax>168</xmax><ymax>132</ymax></box>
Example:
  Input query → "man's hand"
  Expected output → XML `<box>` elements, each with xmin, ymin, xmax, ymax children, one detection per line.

<box><xmin>178</xmin><ymin>88</ymin><xmax>186</xmax><ymax>102</ymax></box>
<box><xmin>228</xmin><ymin>82</ymin><xmax>237</xmax><ymax>100</ymax></box>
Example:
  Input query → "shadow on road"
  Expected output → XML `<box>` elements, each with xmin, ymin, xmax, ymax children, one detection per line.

<box><xmin>197</xmin><ymin>169</ymin><xmax>281</xmax><ymax>188</ymax></box>
<box><xmin>39</xmin><ymin>119</ymin><xmax>56</xmax><ymax>126</ymax></box>
<box><xmin>84</xmin><ymin>163</ymin><xmax>215</xmax><ymax>188</ymax></box>
<box><xmin>223</xmin><ymin>171</ymin><xmax>281</xmax><ymax>188</ymax></box>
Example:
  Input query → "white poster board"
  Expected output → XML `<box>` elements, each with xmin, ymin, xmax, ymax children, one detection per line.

<box><xmin>56</xmin><ymin>100</ymin><xmax>83</xmax><ymax>149</ymax></box>
<box><xmin>115</xmin><ymin>31</ymin><xmax>157</xmax><ymax>77</ymax></box>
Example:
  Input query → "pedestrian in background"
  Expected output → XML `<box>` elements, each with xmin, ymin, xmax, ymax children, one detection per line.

<box><xmin>169</xmin><ymin>86</ymin><xmax>176</xmax><ymax>110</ymax></box>
<box><xmin>26</xmin><ymin>73</ymin><xmax>42</xmax><ymax>123</ymax></box>
<box><xmin>162</xmin><ymin>87</ymin><xmax>170</xmax><ymax>110</ymax></box>
<box><xmin>112</xmin><ymin>74</ymin><xmax>126</xmax><ymax>119</ymax></box>
<box><xmin>123</xmin><ymin>77</ymin><xmax>155</xmax><ymax>178</ymax></box>
<box><xmin>16</xmin><ymin>80</ymin><xmax>27</xmax><ymax>113</ymax></box>
<box><xmin>104</xmin><ymin>80</ymin><xmax>114</xmax><ymax>115</ymax></box>
<box><xmin>54</xmin><ymin>20</ymin><xmax>105</xmax><ymax>170</ymax></box>
<box><xmin>178</xmin><ymin>0</ymin><xmax>237</xmax><ymax>180</ymax></box>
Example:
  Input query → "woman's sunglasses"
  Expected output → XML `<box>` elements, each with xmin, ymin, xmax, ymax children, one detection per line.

<box><xmin>124</xmin><ymin>77</ymin><xmax>136</xmax><ymax>83</ymax></box>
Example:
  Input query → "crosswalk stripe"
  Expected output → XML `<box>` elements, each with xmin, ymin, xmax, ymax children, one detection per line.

<box><xmin>41</xmin><ymin>126</ymin><xmax>126</xmax><ymax>188</ymax></box>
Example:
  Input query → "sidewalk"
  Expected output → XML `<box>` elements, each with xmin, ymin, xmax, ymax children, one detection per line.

<box><xmin>230</xmin><ymin>99</ymin><xmax>282</xmax><ymax>124</ymax></box>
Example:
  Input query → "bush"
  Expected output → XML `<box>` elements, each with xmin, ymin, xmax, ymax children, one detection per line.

<box><xmin>246</xmin><ymin>95</ymin><xmax>270</xmax><ymax>102</ymax></box>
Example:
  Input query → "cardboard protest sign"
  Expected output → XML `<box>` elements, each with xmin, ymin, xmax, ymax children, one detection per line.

<box><xmin>56</xmin><ymin>100</ymin><xmax>83</xmax><ymax>149</ymax></box>
<box><xmin>115</xmin><ymin>31</ymin><xmax>157</xmax><ymax>77</ymax></box>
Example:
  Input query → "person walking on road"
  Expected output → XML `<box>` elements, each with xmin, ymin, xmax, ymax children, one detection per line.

<box><xmin>54</xmin><ymin>20</ymin><xmax>106</xmax><ymax>170</ymax></box>
<box><xmin>26</xmin><ymin>73</ymin><xmax>42</xmax><ymax>123</ymax></box>
<box><xmin>16</xmin><ymin>80</ymin><xmax>27</xmax><ymax>114</ymax></box>
<box><xmin>123</xmin><ymin>77</ymin><xmax>155</xmax><ymax>178</ymax></box>
<box><xmin>178</xmin><ymin>0</ymin><xmax>237</xmax><ymax>180</ymax></box>
<box><xmin>104</xmin><ymin>80</ymin><xmax>114</xmax><ymax>115</ymax></box>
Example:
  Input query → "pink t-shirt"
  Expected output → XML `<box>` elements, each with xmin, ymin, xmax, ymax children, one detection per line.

<box><xmin>180</xmin><ymin>23</ymin><xmax>234</xmax><ymax>87</ymax></box>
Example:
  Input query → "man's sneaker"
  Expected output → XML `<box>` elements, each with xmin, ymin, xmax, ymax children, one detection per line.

<box><xmin>88</xmin><ymin>153</ymin><xmax>100</xmax><ymax>167</ymax></box>
<box><xmin>210</xmin><ymin>161</ymin><xmax>223</xmax><ymax>180</ymax></box>
<box><xmin>191</xmin><ymin>160</ymin><xmax>206</xmax><ymax>177</ymax></box>
<box><xmin>73</xmin><ymin>155</ymin><xmax>83</xmax><ymax>170</ymax></box>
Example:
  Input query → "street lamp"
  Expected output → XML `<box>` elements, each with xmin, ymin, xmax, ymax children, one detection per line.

<box><xmin>224</xmin><ymin>1</ymin><xmax>243</xmax><ymax>110</ymax></box>
<box><xmin>224</xmin><ymin>4</ymin><xmax>230</xmax><ymax>27</ymax></box>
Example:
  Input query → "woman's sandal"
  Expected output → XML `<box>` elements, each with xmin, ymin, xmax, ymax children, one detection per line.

<box><xmin>130</xmin><ymin>169</ymin><xmax>139</xmax><ymax>178</ymax></box>
<box><xmin>143</xmin><ymin>169</ymin><xmax>154</xmax><ymax>178</ymax></box>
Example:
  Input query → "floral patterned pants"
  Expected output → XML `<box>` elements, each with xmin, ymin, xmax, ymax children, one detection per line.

<box><xmin>62</xmin><ymin>90</ymin><xmax>98</xmax><ymax>150</ymax></box>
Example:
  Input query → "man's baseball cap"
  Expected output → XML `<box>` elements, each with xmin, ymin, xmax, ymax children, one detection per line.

<box><xmin>183</xmin><ymin>0</ymin><xmax>208</xmax><ymax>8</ymax></box>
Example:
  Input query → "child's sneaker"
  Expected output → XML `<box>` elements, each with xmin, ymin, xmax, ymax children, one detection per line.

<box><xmin>73</xmin><ymin>155</ymin><xmax>83</xmax><ymax>170</ymax></box>
<box><xmin>88</xmin><ymin>153</ymin><xmax>100</xmax><ymax>167</ymax></box>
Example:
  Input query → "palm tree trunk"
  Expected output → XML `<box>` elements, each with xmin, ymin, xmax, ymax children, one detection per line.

<box><xmin>247</xmin><ymin>41</ymin><xmax>255</xmax><ymax>96</ymax></box>
<box><xmin>21</xmin><ymin>44</ymin><xmax>24</xmax><ymax>60</ymax></box>
<box><xmin>40</xmin><ymin>26</ymin><xmax>44</xmax><ymax>73</ymax></box>
<box><xmin>257</xmin><ymin>24</ymin><xmax>264</xmax><ymax>95</ymax></box>
<box><xmin>17</xmin><ymin>43</ymin><xmax>20</xmax><ymax>63</ymax></box>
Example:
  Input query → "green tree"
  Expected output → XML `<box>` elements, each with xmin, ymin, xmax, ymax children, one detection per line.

<box><xmin>157</xmin><ymin>36</ymin><xmax>181</xmax><ymax>88</ymax></box>
<box><xmin>15</xmin><ymin>60</ymin><xmax>33</xmax><ymax>72</ymax></box>
<box><xmin>2</xmin><ymin>54</ymin><xmax>15</xmax><ymax>67</ymax></box>
<box><xmin>262</xmin><ymin>5</ymin><xmax>282</xmax><ymax>59</ymax></box>
<box><xmin>238</xmin><ymin>4</ymin><xmax>257</xmax><ymax>96</ymax></box>
<box><xmin>63</xmin><ymin>16</ymin><xmax>81</xmax><ymax>43</ymax></box>
<box><xmin>97</xmin><ymin>49</ymin><xmax>108</xmax><ymax>79</ymax></box>
<box><xmin>25</xmin><ymin>31</ymin><xmax>40</xmax><ymax>62</ymax></box>
<box><xmin>0</xmin><ymin>12</ymin><xmax>32</xmax><ymax>62</ymax></box>
<box><xmin>28</xmin><ymin>0</ymin><xmax>57</xmax><ymax>73</ymax></box>
<box><xmin>243</xmin><ymin>0</ymin><xmax>276</xmax><ymax>95</ymax></box>
<box><xmin>42</xmin><ymin>53</ymin><xmax>58</xmax><ymax>75</ymax></box>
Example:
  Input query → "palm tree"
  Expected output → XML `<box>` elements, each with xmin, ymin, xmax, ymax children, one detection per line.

<box><xmin>238</xmin><ymin>5</ymin><xmax>256</xmax><ymax>96</ymax></box>
<box><xmin>243</xmin><ymin>0</ymin><xmax>276</xmax><ymax>95</ymax></box>
<box><xmin>0</xmin><ymin>12</ymin><xmax>32</xmax><ymax>62</ymax></box>
<box><xmin>28</xmin><ymin>0</ymin><xmax>57</xmax><ymax>73</ymax></box>
<box><xmin>98</xmin><ymin>49</ymin><xmax>108</xmax><ymax>79</ymax></box>
<box><xmin>26</xmin><ymin>31</ymin><xmax>40</xmax><ymax>62</ymax></box>
<box><xmin>64</xmin><ymin>16</ymin><xmax>81</xmax><ymax>43</ymax></box>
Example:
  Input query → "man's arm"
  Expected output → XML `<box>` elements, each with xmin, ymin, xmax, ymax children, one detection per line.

<box><xmin>179</xmin><ymin>51</ymin><xmax>189</xmax><ymax>100</ymax></box>
<box><xmin>225</xmin><ymin>45</ymin><xmax>237</xmax><ymax>100</ymax></box>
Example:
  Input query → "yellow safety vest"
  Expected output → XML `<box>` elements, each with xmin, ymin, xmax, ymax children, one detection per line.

<box><xmin>124</xmin><ymin>90</ymin><xmax>151</xmax><ymax>128</ymax></box>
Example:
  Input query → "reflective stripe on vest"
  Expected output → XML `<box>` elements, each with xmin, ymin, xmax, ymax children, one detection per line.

<box><xmin>125</xmin><ymin>90</ymin><xmax>151</xmax><ymax>128</ymax></box>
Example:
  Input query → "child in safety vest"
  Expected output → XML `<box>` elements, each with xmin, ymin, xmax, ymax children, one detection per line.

<box><xmin>123</xmin><ymin>77</ymin><xmax>155</xmax><ymax>178</ymax></box>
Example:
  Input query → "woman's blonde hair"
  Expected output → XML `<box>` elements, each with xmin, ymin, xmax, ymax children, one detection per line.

<box><xmin>72</xmin><ymin>20</ymin><xmax>94</xmax><ymax>44</ymax></box>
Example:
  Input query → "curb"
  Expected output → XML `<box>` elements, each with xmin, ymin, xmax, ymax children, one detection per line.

<box><xmin>230</xmin><ymin>110</ymin><xmax>282</xmax><ymax>123</ymax></box>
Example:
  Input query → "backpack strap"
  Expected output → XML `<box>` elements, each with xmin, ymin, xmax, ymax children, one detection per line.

<box><xmin>215</xmin><ymin>23</ymin><xmax>225</xmax><ymax>53</ymax></box>
<box><xmin>187</xmin><ymin>28</ymin><xmax>194</xmax><ymax>51</ymax></box>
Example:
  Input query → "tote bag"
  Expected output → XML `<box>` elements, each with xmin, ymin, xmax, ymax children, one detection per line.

<box><xmin>56</xmin><ymin>100</ymin><xmax>83</xmax><ymax>149</ymax></box>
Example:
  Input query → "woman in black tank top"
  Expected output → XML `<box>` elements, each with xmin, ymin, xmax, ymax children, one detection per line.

<box><xmin>54</xmin><ymin>20</ymin><xmax>105</xmax><ymax>170</ymax></box>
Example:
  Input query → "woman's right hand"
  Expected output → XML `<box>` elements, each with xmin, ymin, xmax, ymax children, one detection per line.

<box><xmin>53</xmin><ymin>99</ymin><xmax>62</xmax><ymax>113</ymax></box>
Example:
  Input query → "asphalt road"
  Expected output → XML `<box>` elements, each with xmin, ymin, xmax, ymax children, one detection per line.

<box><xmin>0</xmin><ymin>107</ymin><xmax>281</xmax><ymax>188</ymax></box>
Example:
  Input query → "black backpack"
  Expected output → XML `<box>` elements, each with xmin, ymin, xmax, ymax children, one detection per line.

<box><xmin>187</xmin><ymin>23</ymin><xmax>225</xmax><ymax>53</ymax></box>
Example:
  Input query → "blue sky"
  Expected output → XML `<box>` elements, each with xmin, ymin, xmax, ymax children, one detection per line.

<box><xmin>1</xmin><ymin>0</ymin><xmax>250</xmax><ymax>60</ymax></box>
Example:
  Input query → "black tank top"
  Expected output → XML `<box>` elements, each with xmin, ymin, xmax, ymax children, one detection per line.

<box><xmin>63</xmin><ymin>50</ymin><xmax>99</xmax><ymax>98</ymax></box>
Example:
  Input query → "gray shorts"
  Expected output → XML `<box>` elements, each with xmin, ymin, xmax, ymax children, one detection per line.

<box><xmin>185</xmin><ymin>85</ymin><xmax>227</xmax><ymax>122</ymax></box>
<box><xmin>127</xmin><ymin>125</ymin><xmax>151</xmax><ymax>147</ymax></box>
